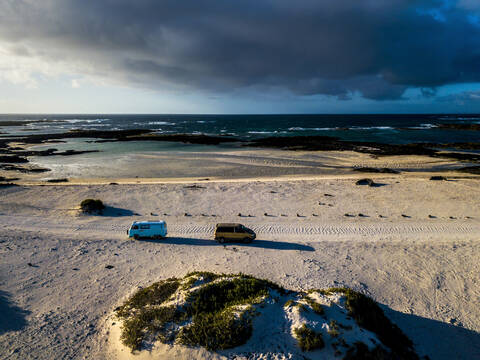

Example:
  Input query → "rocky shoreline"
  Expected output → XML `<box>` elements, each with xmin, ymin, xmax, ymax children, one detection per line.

<box><xmin>1</xmin><ymin>129</ymin><xmax>479</xmax><ymax>177</ymax></box>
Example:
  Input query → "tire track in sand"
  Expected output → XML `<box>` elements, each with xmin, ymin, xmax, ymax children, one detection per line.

<box><xmin>1</xmin><ymin>215</ymin><xmax>478</xmax><ymax>239</ymax></box>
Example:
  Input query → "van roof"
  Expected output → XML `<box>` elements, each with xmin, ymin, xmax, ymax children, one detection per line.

<box><xmin>132</xmin><ymin>220</ymin><xmax>166</xmax><ymax>225</ymax></box>
<box><xmin>216</xmin><ymin>223</ymin><xmax>242</xmax><ymax>227</ymax></box>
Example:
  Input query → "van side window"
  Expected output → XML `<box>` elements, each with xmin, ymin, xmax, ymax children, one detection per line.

<box><xmin>132</xmin><ymin>225</ymin><xmax>139</xmax><ymax>230</ymax></box>
<box><xmin>234</xmin><ymin>226</ymin><xmax>244</xmax><ymax>233</ymax></box>
<box><xmin>140</xmin><ymin>224</ymin><xmax>150</xmax><ymax>229</ymax></box>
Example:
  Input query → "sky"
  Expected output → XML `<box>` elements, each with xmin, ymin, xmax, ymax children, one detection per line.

<box><xmin>1</xmin><ymin>0</ymin><xmax>480</xmax><ymax>114</ymax></box>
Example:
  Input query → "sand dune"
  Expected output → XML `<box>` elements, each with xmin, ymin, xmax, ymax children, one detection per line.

<box><xmin>1</xmin><ymin>174</ymin><xmax>479</xmax><ymax>359</ymax></box>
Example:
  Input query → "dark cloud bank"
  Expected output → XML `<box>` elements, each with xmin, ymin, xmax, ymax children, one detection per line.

<box><xmin>1</xmin><ymin>0</ymin><xmax>479</xmax><ymax>100</ymax></box>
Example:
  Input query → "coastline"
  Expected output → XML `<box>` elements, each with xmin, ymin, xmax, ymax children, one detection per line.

<box><xmin>1</xmin><ymin>128</ymin><xmax>480</xmax><ymax>359</ymax></box>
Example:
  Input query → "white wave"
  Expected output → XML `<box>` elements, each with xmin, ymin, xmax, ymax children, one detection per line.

<box><xmin>64</xmin><ymin>118</ymin><xmax>109</xmax><ymax>124</ymax></box>
<box><xmin>408</xmin><ymin>123</ymin><xmax>438</xmax><ymax>129</ymax></box>
<box><xmin>147</xmin><ymin>121</ymin><xmax>176</xmax><ymax>126</ymax></box>
<box><xmin>131</xmin><ymin>121</ymin><xmax>175</xmax><ymax>126</ymax></box>
<box><xmin>350</xmin><ymin>126</ymin><xmax>394</xmax><ymax>130</ymax></box>
<box><xmin>439</xmin><ymin>116</ymin><xmax>480</xmax><ymax>121</ymax></box>
<box><xmin>288</xmin><ymin>127</ymin><xmax>338</xmax><ymax>131</ymax></box>
<box><xmin>78</xmin><ymin>124</ymin><xmax>110</xmax><ymax>127</ymax></box>
<box><xmin>248</xmin><ymin>131</ymin><xmax>282</xmax><ymax>134</ymax></box>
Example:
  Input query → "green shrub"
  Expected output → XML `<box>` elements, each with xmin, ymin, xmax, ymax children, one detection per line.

<box><xmin>80</xmin><ymin>198</ymin><xmax>105</xmax><ymax>214</ymax></box>
<box><xmin>177</xmin><ymin>276</ymin><xmax>284</xmax><ymax>350</ymax></box>
<box><xmin>185</xmin><ymin>271</ymin><xmax>221</xmax><ymax>282</ymax></box>
<box><xmin>322</xmin><ymin>288</ymin><xmax>418</xmax><ymax>360</ymax></box>
<box><xmin>328</xmin><ymin>319</ymin><xmax>340</xmax><ymax>338</ymax></box>
<box><xmin>120</xmin><ymin>306</ymin><xmax>178</xmax><ymax>351</ymax></box>
<box><xmin>294</xmin><ymin>324</ymin><xmax>325</xmax><ymax>351</ymax></box>
<box><xmin>179</xmin><ymin>310</ymin><xmax>252</xmax><ymax>350</ymax></box>
<box><xmin>305</xmin><ymin>297</ymin><xmax>325</xmax><ymax>315</ymax></box>
<box><xmin>114</xmin><ymin>274</ymin><xmax>417</xmax><ymax>358</ymax></box>
<box><xmin>184</xmin><ymin>277</ymin><xmax>279</xmax><ymax>316</ymax></box>
<box><xmin>181</xmin><ymin>272</ymin><xmax>221</xmax><ymax>290</ymax></box>
<box><xmin>116</xmin><ymin>280</ymin><xmax>179</xmax><ymax>318</ymax></box>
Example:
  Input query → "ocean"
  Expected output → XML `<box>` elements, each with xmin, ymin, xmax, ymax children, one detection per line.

<box><xmin>1</xmin><ymin>114</ymin><xmax>479</xmax><ymax>179</ymax></box>
<box><xmin>1</xmin><ymin>113</ymin><xmax>480</xmax><ymax>144</ymax></box>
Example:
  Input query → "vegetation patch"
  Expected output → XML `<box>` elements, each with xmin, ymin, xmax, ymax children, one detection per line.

<box><xmin>115</xmin><ymin>273</ymin><xmax>284</xmax><ymax>352</ymax></box>
<box><xmin>114</xmin><ymin>274</ymin><xmax>418</xmax><ymax>359</ymax></box>
<box><xmin>305</xmin><ymin>297</ymin><xmax>325</xmax><ymax>315</ymax></box>
<box><xmin>179</xmin><ymin>309</ymin><xmax>253</xmax><ymax>350</ymax></box>
<box><xmin>294</xmin><ymin>324</ymin><xmax>325</xmax><ymax>351</ymax></box>
<box><xmin>80</xmin><ymin>198</ymin><xmax>105</xmax><ymax>214</ymax></box>
<box><xmin>321</xmin><ymin>287</ymin><xmax>418</xmax><ymax>360</ymax></box>
<box><xmin>327</xmin><ymin>319</ymin><xmax>340</xmax><ymax>338</ymax></box>
<box><xmin>116</xmin><ymin>279</ymin><xmax>180</xmax><ymax>318</ymax></box>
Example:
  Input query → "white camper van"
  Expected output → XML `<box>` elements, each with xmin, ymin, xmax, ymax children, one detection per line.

<box><xmin>127</xmin><ymin>221</ymin><xmax>167</xmax><ymax>239</ymax></box>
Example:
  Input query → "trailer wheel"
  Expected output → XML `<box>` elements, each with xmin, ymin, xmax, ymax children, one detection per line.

<box><xmin>217</xmin><ymin>237</ymin><xmax>225</xmax><ymax>244</ymax></box>
<box><xmin>133</xmin><ymin>234</ymin><xmax>139</xmax><ymax>240</ymax></box>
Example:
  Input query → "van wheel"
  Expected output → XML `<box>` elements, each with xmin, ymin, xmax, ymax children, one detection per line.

<box><xmin>217</xmin><ymin>237</ymin><xmax>225</xmax><ymax>244</ymax></box>
<box><xmin>133</xmin><ymin>234</ymin><xmax>139</xmax><ymax>240</ymax></box>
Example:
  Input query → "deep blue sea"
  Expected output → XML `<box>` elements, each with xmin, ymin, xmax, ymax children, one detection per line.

<box><xmin>1</xmin><ymin>113</ymin><xmax>480</xmax><ymax>144</ymax></box>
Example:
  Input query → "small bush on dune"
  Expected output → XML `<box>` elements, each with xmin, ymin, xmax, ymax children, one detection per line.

<box><xmin>322</xmin><ymin>287</ymin><xmax>418</xmax><ymax>360</ymax></box>
<box><xmin>179</xmin><ymin>277</ymin><xmax>283</xmax><ymax>349</ymax></box>
<box><xmin>305</xmin><ymin>297</ymin><xmax>325</xmax><ymax>315</ymax></box>
<box><xmin>120</xmin><ymin>306</ymin><xmax>179</xmax><ymax>351</ymax></box>
<box><xmin>116</xmin><ymin>280</ymin><xmax>181</xmax><ymax>351</ymax></box>
<box><xmin>179</xmin><ymin>310</ymin><xmax>252</xmax><ymax>350</ymax></box>
<box><xmin>116</xmin><ymin>279</ymin><xmax>180</xmax><ymax>317</ymax></box>
<box><xmin>184</xmin><ymin>277</ymin><xmax>284</xmax><ymax>316</ymax></box>
<box><xmin>80</xmin><ymin>198</ymin><xmax>105</xmax><ymax>214</ymax></box>
<box><xmin>294</xmin><ymin>324</ymin><xmax>325</xmax><ymax>351</ymax></box>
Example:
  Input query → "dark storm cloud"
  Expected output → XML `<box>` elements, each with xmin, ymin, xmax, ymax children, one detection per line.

<box><xmin>438</xmin><ymin>90</ymin><xmax>480</xmax><ymax>103</ymax></box>
<box><xmin>1</xmin><ymin>0</ymin><xmax>479</xmax><ymax>100</ymax></box>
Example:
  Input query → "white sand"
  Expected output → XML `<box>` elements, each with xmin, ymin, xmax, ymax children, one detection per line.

<box><xmin>1</xmin><ymin>172</ymin><xmax>479</xmax><ymax>359</ymax></box>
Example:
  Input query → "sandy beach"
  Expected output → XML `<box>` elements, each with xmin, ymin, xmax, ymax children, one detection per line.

<box><xmin>1</xmin><ymin>149</ymin><xmax>480</xmax><ymax>360</ymax></box>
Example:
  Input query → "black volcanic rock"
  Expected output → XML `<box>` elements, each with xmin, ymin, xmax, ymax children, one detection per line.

<box><xmin>353</xmin><ymin>167</ymin><xmax>400</xmax><ymax>174</ymax></box>
<box><xmin>0</xmin><ymin>164</ymin><xmax>51</xmax><ymax>173</ymax></box>
<box><xmin>0</xmin><ymin>155</ymin><xmax>29</xmax><ymax>163</ymax></box>
<box><xmin>356</xmin><ymin>178</ymin><xmax>375</xmax><ymax>186</ymax></box>
<box><xmin>247</xmin><ymin>136</ymin><xmax>437</xmax><ymax>156</ymax></box>
<box><xmin>95</xmin><ymin>133</ymin><xmax>241</xmax><ymax>145</ymax></box>
<box><xmin>436</xmin><ymin>123</ymin><xmax>480</xmax><ymax>131</ymax></box>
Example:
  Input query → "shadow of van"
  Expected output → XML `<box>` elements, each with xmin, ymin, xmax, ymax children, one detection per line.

<box><xmin>137</xmin><ymin>236</ymin><xmax>315</xmax><ymax>252</ymax></box>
